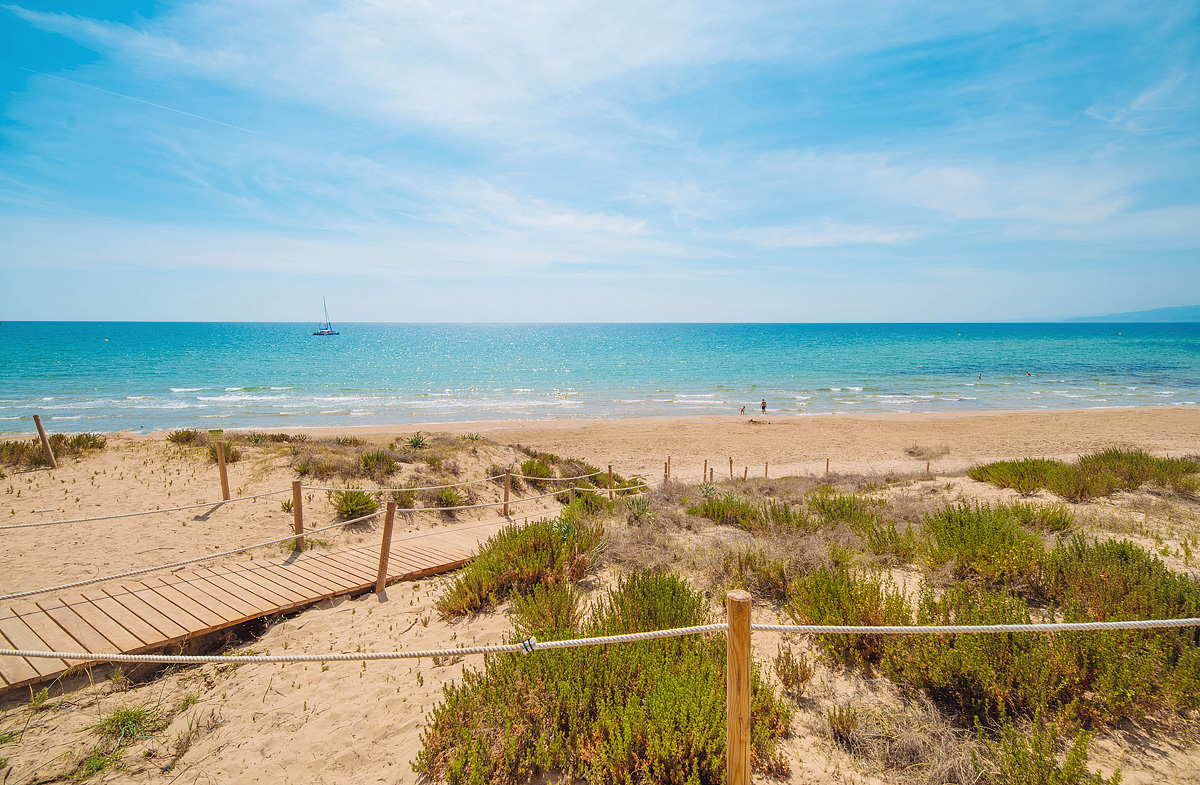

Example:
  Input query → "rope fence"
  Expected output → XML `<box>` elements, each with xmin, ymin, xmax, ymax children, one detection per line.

<box><xmin>0</xmin><ymin>488</ymin><xmax>291</xmax><ymax>531</ymax></box>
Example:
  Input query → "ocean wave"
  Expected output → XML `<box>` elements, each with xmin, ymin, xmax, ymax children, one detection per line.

<box><xmin>171</xmin><ymin>388</ymin><xmax>203</xmax><ymax>393</ymax></box>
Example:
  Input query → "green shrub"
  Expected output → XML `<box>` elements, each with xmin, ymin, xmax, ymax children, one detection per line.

<box><xmin>0</xmin><ymin>432</ymin><xmax>107</xmax><ymax>467</ymax></box>
<box><xmin>977</xmin><ymin>713</ymin><xmax>1120</xmax><ymax>785</ymax></box>
<box><xmin>511</xmin><ymin>583</ymin><xmax>583</xmax><ymax>639</ymax></box>
<box><xmin>294</xmin><ymin>456</ymin><xmax>337</xmax><ymax>478</ymax></box>
<box><xmin>687</xmin><ymin>492</ymin><xmax>762</xmax><ymax>530</ymax></box>
<box><xmin>404</xmin><ymin>432</ymin><xmax>428</xmax><ymax>451</ymax></box>
<box><xmin>826</xmin><ymin>703</ymin><xmax>859</xmax><ymax>747</ymax></box>
<box><xmin>167</xmin><ymin>428</ymin><xmax>208</xmax><ymax>447</ymax></box>
<box><xmin>787</xmin><ymin>564</ymin><xmax>911</xmax><ymax>669</ymax></box>
<box><xmin>417</xmin><ymin>571</ymin><xmax>792</xmax><ymax>784</ymax></box>
<box><xmin>520</xmin><ymin>458</ymin><xmax>555</xmax><ymax>490</ymax></box>
<box><xmin>390</xmin><ymin>480</ymin><xmax>420</xmax><ymax>509</ymax></box>
<box><xmin>806</xmin><ymin>486</ymin><xmax>883</xmax><ymax>524</ymax></box>
<box><xmin>331</xmin><ymin>488</ymin><xmax>378</xmax><ymax>519</ymax></box>
<box><xmin>437</xmin><ymin>516</ymin><xmax>604</xmax><ymax>617</ymax></box>
<box><xmin>968</xmin><ymin>450</ymin><xmax>1199</xmax><ymax>501</ymax></box>
<box><xmin>334</xmin><ymin>436</ymin><xmax>364</xmax><ymax>447</ymax></box>
<box><xmin>434</xmin><ymin>486</ymin><xmax>465</xmax><ymax>512</ymax></box>
<box><xmin>722</xmin><ymin>549</ymin><xmax>794</xmax><ymax>605</ymax></box>
<box><xmin>360</xmin><ymin>450</ymin><xmax>398</xmax><ymax>479</ymax></box>
<box><xmin>93</xmin><ymin>704</ymin><xmax>167</xmax><ymax>742</ymax></box>
<box><xmin>624</xmin><ymin>496</ymin><xmax>653</xmax><ymax>522</ymax></box>
<box><xmin>924</xmin><ymin>502</ymin><xmax>1046</xmax><ymax>593</ymax></box>
<box><xmin>774</xmin><ymin>645</ymin><xmax>814</xmax><ymax>698</ymax></box>
<box><xmin>207</xmin><ymin>442</ymin><xmax>242</xmax><ymax>463</ymax></box>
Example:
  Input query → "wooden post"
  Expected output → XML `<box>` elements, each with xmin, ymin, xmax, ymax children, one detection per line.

<box><xmin>826</xmin><ymin>458</ymin><xmax>829</xmax><ymax>474</ymax></box>
<box><xmin>215</xmin><ymin>442</ymin><xmax>230</xmax><ymax>501</ymax></box>
<box><xmin>729</xmin><ymin>457</ymin><xmax>733</xmax><ymax>478</ymax></box>
<box><xmin>569</xmin><ymin>484</ymin><xmax>576</xmax><ymax>505</ymax></box>
<box><xmin>504</xmin><ymin>468</ymin><xmax>511</xmax><ymax>516</ymax></box>
<box><xmin>32</xmin><ymin>415</ymin><xmax>56</xmax><ymax>469</ymax></box>
<box><xmin>667</xmin><ymin>455</ymin><xmax>671</xmax><ymax>477</ymax></box>
<box><xmin>664</xmin><ymin>462</ymin><xmax>669</xmax><ymax>483</ymax></box>
<box><xmin>926</xmin><ymin>460</ymin><xmax>930</xmax><ymax>475</ymax></box>
<box><xmin>375</xmin><ymin>501</ymin><xmax>396</xmax><ymax>593</ymax></box>
<box><xmin>765</xmin><ymin>462</ymin><xmax>768</xmax><ymax>479</ymax></box>
<box><xmin>743</xmin><ymin>467</ymin><xmax>748</xmax><ymax>480</ymax></box>
<box><xmin>727</xmin><ymin>590</ymin><xmax>752</xmax><ymax>785</ymax></box>
<box><xmin>709</xmin><ymin>468</ymin><xmax>714</xmax><ymax>483</ymax></box>
<box><xmin>292</xmin><ymin>480</ymin><xmax>304</xmax><ymax>550</ymax></box>
<box><xmin>608</xmin><ymin>465</ymin><xmax>614</xmax><ymax>501</ymax></box>
<box><xmin>703</xmin><ymin>459</ymin><xmax>708</xmax><ymax>481</ymax></box>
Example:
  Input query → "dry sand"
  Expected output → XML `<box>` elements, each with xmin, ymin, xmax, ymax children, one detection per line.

<box><xmin>0</xmin><ymin>406</ymin><xmax>1198</xmax><ymax>784</ymax></box>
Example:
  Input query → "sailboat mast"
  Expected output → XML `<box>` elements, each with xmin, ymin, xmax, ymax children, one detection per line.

<box><xmin>323</xmin><ymin>297</ymin><xmax>331</xmax><ymax>327</ymax></box>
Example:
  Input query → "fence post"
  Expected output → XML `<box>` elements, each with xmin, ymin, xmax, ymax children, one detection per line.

<box><xmin>569</xmin><ymin>484</ymin><xmax>576</xmax><ymax>505</ymax></box>
<box><xmin>926</xmin><ymin>460</ymin><xmax>931</xmax><ymax>475</ymax></box>
<box><xmin>709</xmin><ymin>468</ymin><xmax>714</xmax><ymax>483</ymax></box>
<box><xmin>727</xmin><ymin>589</ymin><xmax>751</xmax><ymax>785</ymax></box>
<box><xmin>667</xmin><ymin>455</ymin><xmax>671</xmax><ymax>477</ymax></box>
<box><xmin>664</xmin><ymin>462</ymin><xmax>669</xmax><ymax>483</ymax></box>
<box><xmin>764</xmin><ymin>462</ymin><xmax>768</xmax><ymax>479</ymax></box>
<box><xmin>215</xmin><ymin>442</ymin><xmax>231</xmax><ymax>501</ymax></box>
<box><xmin>32</xmin><ymin>415</ymin><xmax>57</xmax><ymax>469</ymax></box>
<box><xmin>703</xmin><ymin>459</ymin><xmax>708</xmax><ymax>481</ymax></box>
<box><xmin>729</xmin><ymin>457</ymin><xmax>733</xmax><ymax>478</ymax></box>
<box><xmin>376</xmin><ymin>501</ymin><xmax>396</xmax><ymax>593</ymax></box>
<box><xmin>504</xmin><ymin>468</ymin><xmax>511</xmax><ymax>516</ymax></box>
<box><xmin>743</xmin><ymin>467</ymin><xmax>748</xmax><ymax>481</ymax></box>
<box><xmin>292</xmin><ymin>480</ymin><xmax>304</xmax><ymax>550</ymax></box>
<box><xmin>826</xmin><ymin>458</ymin><xmax>829</xmax><ymax>475</ymax></box>
<box><xmin>608</xmin><ymin>465</ymin><xmax>614</xmax><ymax>501</ymax></box>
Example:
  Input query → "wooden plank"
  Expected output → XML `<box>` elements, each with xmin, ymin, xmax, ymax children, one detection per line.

<box><xmin>102</xmin><ymin>586</ymin><xmax>190</xmax><ymax>641</ymax></box>
<box><xmin>322</xmin><ymin>548</ymin><xmax>379</xmax><ymax>573</ymax></box>
<box><xmin>291</xmin><ymin>554</ymin><xmax>366</xmax><ymax>588</ymax></box>
<box><xmin>309</xmin><ymin>552</ymin><xmax>377</xmax><ymax>584</ymax></box>
<box><xmin>218</xmin><ymin>565</ymin><xmax>308</xmax><ymax>606</ymax></box>
<box><xmin>252</xmin><ymin>563</ymin><xmax>334</xmax><ymax>599</ymax></box>
<box><xmin>195</xmin><ymin>568</ymin><xmax>293</xmax><ymax>611</ymax></box>
<box><xmin>139</xmin><ymin>580</ymin><xmax>228</xmax><ymax>628</ymax></box>
<box><xmin>0</xmin><ymin>617</ymin><xmax>63</xmax><ymax>679</ymax></box>
<box><xmin>274</xmin><ymin>560</ymin><xmax>352</xmax><ymax>595</ymax></box>
<box><xmin>79</xmin><ymin>589</ymin><xmax>166</xmax><ymax>648</ymax></box>
<box><xmin>36</xmin><ymin>598</ymin><xmax>119</xmax><ymax>653</ymax></box>
<box><xmin>0</xmin><ymin>632</ymin><xmax>42</xmax><ymax>687</ymax></box>
<box><xmin>13</xmin><ymin>604</ymin><xmax>90</xmax><ymax>659</ymax></box>
<box><xmin>169</xmin><ymin>574</ymin><xmax>265</xmax><ymax>618</ymax></box>
<box><xmin>116</xmin><ymin>582</ymin><xmax>207</xmax><ymax>633</ymax></box>
<box><xmin>54</xmin><ymin>597</ymin><xmax>145</xmax><ymax>653</ymax></box>
<box><xmin>152</xmin><ymin>576</ymin><xmax>246</xmax><ymax>624</ymax></box>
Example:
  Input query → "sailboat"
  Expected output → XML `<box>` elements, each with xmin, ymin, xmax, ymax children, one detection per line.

<box><xmin>312</xmin><ymin>298</ymin><xmax>340</xmax><ymax>336</ymax></box>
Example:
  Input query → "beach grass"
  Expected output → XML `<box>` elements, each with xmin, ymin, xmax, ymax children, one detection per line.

<box><xmin>968</xmin><ymin>449</ymin><xmax>1199</xmax><ymax>501</ymax></box>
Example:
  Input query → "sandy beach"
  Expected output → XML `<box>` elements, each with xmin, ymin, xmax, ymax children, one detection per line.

<box><xmin>0</xmin><ymin>405</ymin><xmax>1198</xmax><ymax>784</ymax></box>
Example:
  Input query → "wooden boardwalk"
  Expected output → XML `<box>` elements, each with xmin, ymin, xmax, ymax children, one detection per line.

<box><xmin>0</xmin><ymin>520</ymin><xmax>507</xmax><ymax>694</ymax></box>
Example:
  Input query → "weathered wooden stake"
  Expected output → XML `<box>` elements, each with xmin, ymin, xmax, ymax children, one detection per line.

<box><xmin>709</xmin><ymin>468</ymin><xmax>714</xmax><ymax>483</ymax></box>
<box><xmin>826</xmin><ymin>458</ymin><xmax>830</xmax><ymax>474</ymax></box>
<box><xmin>569</xmin><ymin>484</ymin><xmax>576</xmax><ymax>505</ymax></box>
<box><xmin>727</xmin><ymin>590</ymin><xmax>752</xmax><ymax>785</ymax></box>
<box><xmin>504</xmin><ymin>468</ymin><xmax>511</xmax><ymax>516</ymax></box>
<box><xmin>375</xmin><ymin>501</ymin><xmax>396</xmax><ymax>593</ymax></box>
<box><xmin>765</xmin><ymin>462</ymin><xmax>769</xmax><ymax>479</ymax></box>
<box><xmin>32</xmin><ymin>415</ymin><xmax>57</xmax><ymax>469</ymax></box>
<box><xmin>926</xmin><ymin>460</ymin><xmax>931</xmax><ymax>475</ymax></box>
<box><xmin>703</xmin><ymin>459</ymin><xmax>708</xmax><ymax>480</ymax></box>
<box><xmin>667</xmin><ymin>455</ymin><xmax>671</xmax><ymax>477</ymax></box>
<box><xmin>216</xmin><ymin>442</ymin><xmax>230</xmax><ymax>500</ymax></box>
<box><xmin>743</xmin><ymin>467</ymin><xmax>748</xmax><ymax>480</ymax></box>
<box><xmin>608</xmin><ymin>465</ymin><xmax>614</xmax><ymax>501</ymax></box>
<box><xmin>664</xmin><ymin>462</ymin><xmax>669</xmax><ymax>482</ymax></box>
<box><xmin>292</xmin><ymin>480</ymin><xmax>304</xmax><ymax>550</ymax></box>
<box><xmin>729</xmin><ymin>457</ymin><xmax>733</xmax><ymax>478</ymax></box>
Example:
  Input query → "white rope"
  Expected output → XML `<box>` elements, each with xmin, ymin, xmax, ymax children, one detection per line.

<box><xmin>512</xmin><ymin>471</ymin><xmax>604</xmax><ymax>482</ymax></box>
<box><xmin>0</xmin><ymin>624</ymin><xmax>726</xmax><ymax>665</ymax></box>
<box><xmin>302</xmin><ymin>474</ymin><xmax>506</xmax><ymax>493</ymax></box>
<box><xmin>0</xmin><ymin>488</ymin><xmax>291</xmax><ymax>531</ymax></box>
<box><xmin>0</xmin><ymin>510</ymin><xmax>383</xmax><ymax>602</ymax></box>
<box><xmin>751</xmin><ymin>619</ymin><xmax>1200</xmax><ymax>634</ymax></box>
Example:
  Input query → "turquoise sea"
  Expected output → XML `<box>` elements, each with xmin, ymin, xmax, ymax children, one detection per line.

<box><xmin>1</xmin><ymin>322</ymin><xmax>1197</xmax><ymax>434</ymax></box>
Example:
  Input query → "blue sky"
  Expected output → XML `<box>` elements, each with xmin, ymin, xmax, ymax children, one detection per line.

<box><xmin>1</xmin><ymin>0</ymin><xmax>1198</xmax><ymax>321</ymax></box>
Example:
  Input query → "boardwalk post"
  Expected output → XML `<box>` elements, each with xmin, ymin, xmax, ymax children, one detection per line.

<box><xmin>292</xmin><ymin>480</ymin><xmax>304</xmax><ymax>550</ymax></box>
<box><xmin>376</xmin><ymin>501</ymin><xmax>396</xmax><ymax>593</ymax></box>
<box><xmin>765</xmin><ymin>462</ymin><xmax>768</xmax><ymax>479</ymax></box>
<box><xmin>727</xmin><ymin>590</ymin><xmax>752</xmax><ymax>785</ymax></box>
<box><xmin>743</xmin><ymin>467</ymin><xmax>748</xmax><ymax>481</ymax></box>
<box><xmin>608</xmin><ymin>465</ymin><xmax>614</xmax><ymax>501</ymax></box>
<box><xmin>729</xmin><ymin>457</ymin><xmax>733</xmax><ymax>478</ymax></box>
<box><xmin>32</xmin><ymin>415</ymin><xmax>56</xmax><ymax>469</ymax></box>
<box><xmin>504</xmin><ymin>468</ymin><xmax>511</xmax><ymax>516</ymax></box>
<box><xmin>215</xmin><ymin>442</ymin><xmax>231</xmax><ymax>501</ymax></box>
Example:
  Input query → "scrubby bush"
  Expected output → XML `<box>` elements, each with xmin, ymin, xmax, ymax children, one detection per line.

<box><xmin>788</xmin><ymin>563</ymin><xmax>911</xmax><ymax>669</ymax></box>
<box><xmin>403</xmin><ymin>432</ymin><xmax>428</xmax><ymax>451</ymax></box>
<box><xmin>167</xmin><ymin>429</ymin><xmax>209</xmax><ymax>447</ymax></box>
<box><xmin>389</xmin><ymin>480</ymin><xmax>420</xmax><ymax>509</ymax></box>
<box><xmin>433</xmin><ymin>486</ymin><xmax>465</xmax><ymax>512</ymax></box>
<box><xmin>207</xmin><ymin>442</ymin><xmax>242</xmax><ymax>463</ymax></box>
<box><xmin>520</xmin><ymin>458</ymin><xmax>555</xmax><ymax>490</ymax></box>
<box><xmin>331</xmin><ymin>488</ymin><xmax>378</xmax><ymax>519</ymax></box>
<box><xmin>0</xmin><ymin>432</ymin><xmax>107</xmax><ymax>467</ymax></box>
<box><xmin>360</xmin><ymin>450</ymin><xmax>397</xmax><ymax>480</ymax></box>
<box><xmin>924</xmin><ymin>502</ymin><xmax>1046</xmax><ymax>593</ymax></box>
<box><xmin>968</xmin><ymin>449</ymin><xmax>1199</xmax><ymax>501</ymax></box>
<box><xmin>976</xmin><ymin>713</ymin><xmax>1120</xmax><ymax>785</ymax></box>
<box><xmin>417</xmin><ymin>571</ymin><xmax>792</xmax><ymax>784</ymax></box>
<box><xmin>437</xmin><ymin>516</ymin><xmax>605</xmax><ymax>617</ymax></box>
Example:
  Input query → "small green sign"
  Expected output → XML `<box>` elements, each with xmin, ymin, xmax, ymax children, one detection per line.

<box><xmin>208</xmin><ymin>429</ymin><xmax>224</xmax><ymax>441</ymax></box>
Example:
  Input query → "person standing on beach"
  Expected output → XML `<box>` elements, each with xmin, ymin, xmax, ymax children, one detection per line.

<box><xmin>740</xmin><ymin>405</ymin><xmax>746</xmax><ymax>415</ymax></box>
<box><xmin>761</xmin><ymin>399</ymin><xmax>767</xmax><ymax>414</ymax></box>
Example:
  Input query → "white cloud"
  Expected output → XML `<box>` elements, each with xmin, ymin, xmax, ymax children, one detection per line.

<box><xmin>731</xmin><ymin>221</ymin><xmax>914</xmax><ymax>248</ymax></box>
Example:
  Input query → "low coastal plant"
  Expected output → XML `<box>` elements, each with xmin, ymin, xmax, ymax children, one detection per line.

<box><xmin>968</xmin><ymin>449</ymin><xmax>1199</xmax><ymax>501</ymax></box>
<box><xmin>774</xmin><ymin>644</ymin><xmax>814</xmax><ymax>698</ymax></box>
<box><xmin>924</xmin><ymin>502</ymin><xmax>1046</xmax><ymax>592</ymax></box>
<box><xmin>166</xmin><ymin>429</ymin><xmax>208</xmax><ymax>447</ymax></box>
<box><xmin>206</xmin><ymin>443</ymin><xmax>242</xmax><ymax>463</ymax></box>
<box><xmin>976</xmin><ymin>713</ymin><xmax>1120</xmax><ymax>785</ymax></box>
<box><xmin>93</xmin><ymin>704</ymin><xmax>167</xmax><ymax>743</ymax></box>
<box><xmin>360</xmin><ymin>450</ymin><xmax>397</xmax><ymax>480</ymax></box>
<box><xmin>787</xmin><ymin>563</ymin><xmax>911</xmax><ymax>669</ymax></box>
<box><xmin>403</xmin><ymin>432</ymin><xmax>428</xmax><ymax>451</ymax></box>
<box><xmin>437</xmin><ymin>516</ymin><xmax>604</xmax><ymax>617</ymax></box>
<box><xmin>389</xmin><ymin>480</ymin><xmax>420</xmax><ymax>509</ymax></box>
<box><xmin>433</xmin><ymin>486</ymin><xmax>465</xmax><ymax>512</ymax></box>
<box><xmin>519</xmin><ymin>458</ymin><xmax>555</xmax><ymax>490</ymax></box>
<box><xmin>417</xmin><ymin>571</ymin><xmax>792</xmax><ymax>783</ymax></box>
<box><xmin>0</xmin><ymin>433</ymin><xmax>107</xmax><ymax>467</ymax></box>
<box><xmin>330</xmin><ymin>488</ymin><xmax>378</xmax><ymax>519</ymax></box>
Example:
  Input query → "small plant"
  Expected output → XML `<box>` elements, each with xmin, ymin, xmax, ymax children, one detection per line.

<box><xmin>434</xmin><ymin>486</ymin><xmax>465</xmax><ymax>511</ymax></box>
<box><xmin>280</xmin><ymin>499</ymin><xmax>294</xmax><ymax>513</ymax></box>
<box><xmin>167</xmin><ymin>429</ymin><xmax>208</xmax><ymax>447</ymax></box>
<box><xmin>976</xmin><ymin>712</ymin><xmax>1120</xmax><ymax>785</ymax></box>
<box><xmin>93</xmin><ymin>704</ymin><xmax>167</xmax><ymax>742</ymax></box>
<box><xmin>334</xmin><ymin>436</ymin><xmax>364</xmax><ymax>447</ymax></box>
<box><xmin>404</xmin><ymin>432</ymin><xmax>428</xmax><ymax>451</ymax></box>
<box><xmin>27</xmin><ymin>685</ymin><xmax>50</xmax><ymax>711</ymax></box>
<box><xmin>361</xmin><ymin>450</ymin><xmax>398</xmax><ymax>479</ymax></box>
<box><xmin>463</xmin><ymin>432</ymin><xmax>482</xmax><ymax>441</ymax></box>
<box><xmin>625</xmin><ymin>496</ymin><xmax>653</xmax><ymax>522</ymax></box>
<box><xmin>207</xmin><ymin>442</ymin><xmax>242</xmax><ymax>463</ymax></box>
<box><xmin>331</xmin><ymin>488</ymin><xmax>379</xmax><ymax>519</ymax></box>
<box><xmin>827</xmin><ymin>703</ymin><xmax>860</xmax><ymax>747</ymax></box>
<box><xmin>390</xmin><ymin>480</ymin><xmax>420</xmax><ymax>509</ymax></box>
<box><xmin>774</xmin><ymin>644</ymin><xmax>814</xmax><ymax>698</ymax></box>
<box><xmin>520</xmin><ymin>458</ymin><xmax>555</xmax><ymax>490</ymax></box>
<box><xmin>71</xmin><ymin>747</ymin><xmax>121</xmax><ymax>781</ymax></box>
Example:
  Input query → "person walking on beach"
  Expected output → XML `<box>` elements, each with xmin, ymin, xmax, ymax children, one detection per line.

<box><xmin>761</xmin><ymin>399</ymin><xmax>767</xmax><ymax>414</ymax></box>
<box><xmin>740</xmin><ymin>405</ymin><xmax>746</xmax><ymax>415</ymax></box>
